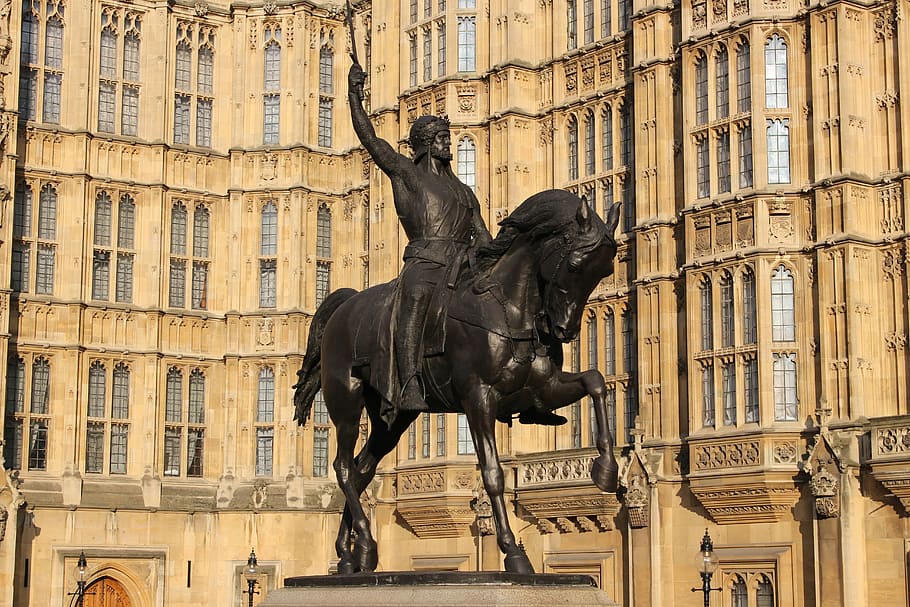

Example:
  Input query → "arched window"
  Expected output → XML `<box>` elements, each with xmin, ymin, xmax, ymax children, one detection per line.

<box><xmin>316</xmin><ymin>206</ymin><xmax>332</xmax><ymax>258</ymax></box>
<box><xmin>586</xmin><ymin>316</ymin><xmax>598</xmax><ymax>368</ymax></box>
<box><xmin>764</xmin><ymin>34</ymin><xmax>788</xmax><ymax>108</ymax></box>
<box><xmin>118</xmin><ymin>195</ymin><xmax>135</xmax><ymax>249</ymax></box>
<box><xmin>38</xmin><ymin>184</ymin><xmax>57</xmax><ymax>240</ymax></box>
<box><xmin>695</xmin><ymin>53</ymin><xmax>708</xmax><ymax>125</ymax></box>
<box><xmin>19</xmin><ymin>8</ymin><xmax>39</xmax><ymax>120</ymax></box>
<box><xmin>88</xmin><ymin>361</ymin><xmax>107</xmax><ymax>418</ymax></box>
<box><xmin>731</xmin><ymin>574</ymin><xmax>747</xmax><ymax>607</ymax></box>
<box><xmin>603</xmin><ymin>310</ymin><xmax>615</xmax><ymax>375</ymax></box>
<box><xmin>716</xmin><ymin>45</ymin><xmax>729</xmax><ymax>119</ymax></box>
<box><xmin>112</xmin><ymin>363</ymin><xmax>130</xmax><ymax>419</ymax></box>
<box><xmin>457</xmin><ymin>16</ymin><xmax>475</xmax><ymax>72</ymax></box>
<box><xmin>457</xmin><ymin>413</ymin><xmax>474</xmax><ymax>454</ymax></box>
<box><xmin>193</xmin><ymin>207</ymin><xmax>210</xmax><ymax>258</ymax></box>
<box><xmin>602</xmin><ymin>104</ymin><xmax>613</xmax><ymax>170</ymax></box>
<box><xmin>94</xmin><ymin>192</ymin><xmax>112</xmax><ymax>246</ymax></box>
<box><xmin>170</xmin><ymin>203</ymin><xmax>187</xmax><ymax>255</ymax></box>
<box><xmin>773</xmin><ymin>353</ymin><xmax>798</xmax><ymax>421</ymax></box>
<box><xmin>756</xmin><ymin>574</ymin><xmax>775</xmax><ymax>607</ymax></box>
<box><xmin>263</xmin><ymin>27</ymin><xmax>281</xmax><ymax>144</ymax></box>
<box><xmin>722</xmin><ymin>362</ymin><xmax>736</xmax><ymax>426</ymax></box>
<box><xmin>319</xmin><ymin>45</ymin><xmax>333</xmax><ymax>94</ymax></box>
<box><xmin>720</xmin><ymin>273</ymin><xmax>734</xmax><ymax>347</ymax></box>
<box><xmin>43</xmin><ymin>14</ymin><xmax>64</xmax><ymax>124</ymax></box>
<box><xmin>696</xmin><ymin>136</ymin><xmax>710</xmax><ymax>199</ymax></box>
<box><xmin>165</xmin><ymin>368</ymin><xmax>183</xmax><ymax>423</ymax></box>
<box><xmin>700</xmin><ymin>279</ymin><xmax>713</xmax><ymax>351</ymax></box>
<box><xmin>702</xmin><ymin>362</ymin><xmax>715</xmax><ymax>426</ymax></box>
<box><xmin>767</xmin><ymin>118</ymin><xmax>790</xmax><ymax>184</ymax></box>
<box><xmin>261</xmin><ymin>202</ymin><xmax>278</xmax><ymax>256</ymax></box>
<box><xmin>584</xmin><ymin>112</ymin><xmax>595</xmax><ymax>176</ymax></box>
<box><xmin>186</xmin><ymin>369</ymin><xmax>206</xmax><ymax>476</ymax></box>
<box><xmin>313</xmin><ymin>391</ymin><xmax>330</xmax><ymax>476</ymax></box>
<box><xmin>568</xmin><ymin>116</ymin><xmax>579</xmax><ymax>181</ymax></box>
<box><xmin>736</xmin><ymin>40</ymin><xmax>751</xmax><ymax>112</ymax></box>
<box><xmin>256</xmin><ymin>367</ymin><xmax>275</xmax><ymax>477</ymax></box>
<box><xmin>770</xmin><ymin>265</ymin><xmax>794</xmax><ymax>341</ymax></box>
<box><xmin>744</xmin><ymin>357</ymin><xmax>759</xmax><ymax>423</ymax></box>
<box><xmin>197</xmin><ymin>41</ymin><xmax>214</xmax><ymax>147</ymax></box>
<box><xmin>457</xmin><ymin>137</ymin><xmax>476</xmax><ymax>191</ymax></box>
<box><xmin>742</xmin><ymin>268</ymin><xmax>756</xmax><ymax>343</ymax></box>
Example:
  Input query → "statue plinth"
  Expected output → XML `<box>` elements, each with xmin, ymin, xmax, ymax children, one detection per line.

<box><xmin>261</xmin><ymin>571</ymin><xmax>619</xmax><ymax>606</ymax></box>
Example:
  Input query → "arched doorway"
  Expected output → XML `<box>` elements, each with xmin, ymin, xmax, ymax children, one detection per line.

<box><xmin>81</xmin><ymin>577</ymin><xmax>132</xmax><ymax>607</ymax></box>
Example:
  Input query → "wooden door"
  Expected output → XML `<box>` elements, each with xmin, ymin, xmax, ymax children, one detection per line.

<box><xmin>82</xmin><ymin>577</ymin><xmax>132</xmax><ymax>607</ymax></box>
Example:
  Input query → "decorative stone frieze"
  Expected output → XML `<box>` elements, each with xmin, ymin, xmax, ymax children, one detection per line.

<box><xmin>396</xmin><ymin>501</ymin><xmax>475</xmax><ymax>539</ymax></box>
<box><xmin>518</xmin><ymin>454</ymin><xmax>597</xmax><ymax>487</ymax></box>
<box><xmin>693</xmin><ymin>440</ymin><xmax>760</xmax><ymax>471</ymax></box>
<box><xmin>690</xmin><ymin>483</ymin><xmax>800</xmax><ymax>524</ymax></box>
<box><xmin>867</xmin><ymin>418</ymin><xmax>910</xmax><ymax>515</ymax></box>
<box><xmin>394</xmin><ymin>465</ymin><xmax>477</xmax><ymax>538</ymax></box>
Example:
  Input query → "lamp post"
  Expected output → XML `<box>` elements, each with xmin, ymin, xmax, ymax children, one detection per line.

<box><xmin>691</xmin><ymin>529</ymin><xmax>722</xmax><ymax>607</ymax></box>
<box><xmin>67</xmin><ymin>551</ymin><xmax>88</xmax><ymax>607</ymax></box>
<box><xmin>243</xmin><ymin>549</ymin><xmax>260</xmax><ymax>607</ymax></box>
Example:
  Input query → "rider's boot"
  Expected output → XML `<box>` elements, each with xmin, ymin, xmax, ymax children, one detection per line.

<box><xmin>519</xmin><ymin>406</ymin><xmax>567</xmax><ymax>426</ymax></box>
<box><xmin>395</xmin><ymin>286</ymin><xmax>431</xmax><ymax>413</ymax></box>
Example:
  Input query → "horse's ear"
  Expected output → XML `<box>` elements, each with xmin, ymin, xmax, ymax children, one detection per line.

<box><xmin>604</xmin><ymin>201</ymin><xmax>621</xmax><ymax>235</ymax></box>
<box><xmin>576</xmin><ymin>197</ymin><xmax>593</xmax><ymax>228</ymax></box>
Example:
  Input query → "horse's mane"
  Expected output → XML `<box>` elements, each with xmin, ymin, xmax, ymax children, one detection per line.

<box><xmin>474</xmin><ymin>189</ymin><xmax>603</xmax><ymax>274</ymax></box>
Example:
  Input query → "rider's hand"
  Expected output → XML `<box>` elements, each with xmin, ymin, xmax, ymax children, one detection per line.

<box><xmin>349</xmin><ymin>63</ymin><xmax>366</xmax><ymax>101</ymax></box>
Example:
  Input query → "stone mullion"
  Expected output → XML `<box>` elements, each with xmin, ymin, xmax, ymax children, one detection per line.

<box><xmin>844</xmin><ymin>245</ymin><xmax>873</xmax><ymax>419</ymax></box>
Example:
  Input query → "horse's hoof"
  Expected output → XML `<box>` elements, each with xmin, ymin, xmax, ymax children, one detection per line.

<box><xmin>354</xmin><ymin>538</ymin><xmax>378</xmax><ymax>573</ymax></box>
<box><xmin>591</xmin><ymin>455</ymin><xmax>618</xmax><ymax>493</ymax></box>
<box><xmin>504</xmin><ymin>548</ymin><xmax>535</xmax><ymax>574</ymax></box>
<box><xmin>337</xmin><ymin>557</ymin><xmax>356</xmax><ymax>575</ymax></box>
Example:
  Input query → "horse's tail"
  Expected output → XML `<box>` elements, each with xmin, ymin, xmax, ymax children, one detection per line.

<box><xmin>293</xmin><ymin>288</ymin><xmax>359</xmax><ymax>426</ymax></box>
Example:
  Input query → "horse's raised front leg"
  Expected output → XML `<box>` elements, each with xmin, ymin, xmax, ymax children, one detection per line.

<box><xmin>534</xmin><ymin>364</ymin><xmax>618</xmax><ymax>493</ymax></box>
<box><xmin>463</xmin><ymin>384</ymin><xmax>534</xmax><ymax>574</ymax></box>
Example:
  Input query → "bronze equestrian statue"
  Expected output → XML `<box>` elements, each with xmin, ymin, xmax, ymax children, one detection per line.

<box><xmin>293</xmin><ymin>185</ymin><xmax>622</xmax><ymax>573</ymax></box>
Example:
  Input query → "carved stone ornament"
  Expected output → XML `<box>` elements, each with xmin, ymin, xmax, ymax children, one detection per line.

<box><xmin>0</xmin><ymin>505</ymin><xmax>7</xmax><ymax>543</ymax></box>
<box><xmin>624</xmin><ymin>474</ymin><xmax>650</xmax><ymax>528</ymax></box>
<box><xmin>808</xmin><ymin>466</ymin><xmax>839</xmax><ymax>519</ymax></box>
<box><xmin>472</xmin><ymin>484</ymin><xmax>495</xmax><ymax>536</ymax></box>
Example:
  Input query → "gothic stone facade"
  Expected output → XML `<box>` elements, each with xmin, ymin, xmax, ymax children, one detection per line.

<box><xmin>0</xmin><ymin>0</ymin><xmax>908</xmax><ymax>606</ymax></box>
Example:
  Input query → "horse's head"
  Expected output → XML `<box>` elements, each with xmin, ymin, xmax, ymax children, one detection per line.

<box><xmin>536</xmin><ymin>194</ymin><xmax>621</xmax><ymax>342</ymax></box>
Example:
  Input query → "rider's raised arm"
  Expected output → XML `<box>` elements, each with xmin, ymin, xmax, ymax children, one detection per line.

<box><xmin>349</xmin><ymin>63</ymin><xmax>407</xmax><ymax>177</ymax></box>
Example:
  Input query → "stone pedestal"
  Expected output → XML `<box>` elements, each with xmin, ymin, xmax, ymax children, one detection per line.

<box><xmin>261</xmin><ymin>571</ymin><xmax>619</xmax><ymax>607</ymax></box>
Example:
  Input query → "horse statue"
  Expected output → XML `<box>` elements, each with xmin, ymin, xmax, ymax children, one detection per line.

<box><xmin>293</xmin><ymin>189</ymin><xmax>621</xmax><ymax>575</ymax></box>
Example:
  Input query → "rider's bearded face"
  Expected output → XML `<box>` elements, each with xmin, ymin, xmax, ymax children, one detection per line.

<box><xmin>429</xmin><ymin>130</ymin><xmax>452</xmax><ymax>162</ymax></box>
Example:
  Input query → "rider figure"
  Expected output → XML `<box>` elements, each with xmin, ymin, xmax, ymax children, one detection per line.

<box><xmin>348</xmin><ymin>62</ymin><xmax>491</xmax><ymax>422</ymax></box>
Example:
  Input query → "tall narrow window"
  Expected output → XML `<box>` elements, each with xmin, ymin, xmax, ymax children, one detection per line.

<box><xmin>583</xmin><ymin>0</ymin><xmax>594</xmax><ymax>44</ymax></box>
<box><xmin>700</xmin><ymin>279</ymin><xmax>713</xmax><ymax>351</ymax></box>
<box><xmin>256</xmin><ymin>367</ymin><xmax>275</xmax><ymax>476</ymax></box>
<box><xmin>436</xmin><ymin>414</ymin><xmax>446</xmax><ymax>456</ymax></box>
<box><xmin>722</xmin><ymin>363</ymin><xmax>736</xmax><ymax>425</ymax></box>
<box><xmin>35</xmin><ymin>184</ymin><xmax>57</xmax><ymax>295</ymax></box>
<box><xmin>696</xmin><ymin>137</ymin><xmax>710</xmax><ymax>198</ymax></box>
<box><xmin>744</xmin><ymin>358</ymin><xmax>759</xmax><ymax>423</ymax></box>
<box><xmin>263</xmin><ymin>26</ymin><xmax>281</xmax><ymax>145</ymax></box>
<box><xmin>738</xmin><ymin>124</ymin><xmax>753</xmax><ymax>188</ymax></box>
<box><xmin>121</xmin><ymin>22</ymin><xmax>140</xmax><ymax>136</ymax></box>
<box><xmin>421</xmin><ymin>412</ymin><xmax>431</xmax><ymax>458</ymax></box>
<box><xmin>717</xmin><ymin>131</ymin><xmax>730</xmax><ymax>194</ymax></box>
<box><xmin>621</xmin><ymin>309</ymin><xmax>635</xmax><ymax>376</ymax></box>
<box><xmin>319</xmin><ymin>44</ymin><xmax>333</xmax><ymax>94</ymax></box>
<box><xmin>586</xmin><ymin>316</ymin><xmax>598</xmax><ymax>369</ymax></box>
<box><xmin>191</xmin><ymin>206</ymin><xmax>210</xmax><ymax>310</ymax></box>
<box><xmin>731</xmin><ymin>575</ymin><xmax>748</xmax><ymax>607</ymax></box>
<box><xmin>313</xmin><ymin>392</ymin><xmax>330</xmax><ymax>476</ymax></box>
<box><xmin>260</xmin><ymin>202</ymin><xmax>278</xmax><ymax>308</ymax></box>
<box><xmin>757</xmin><ymin>575</ymin><xmax>775</xmax><ymax>607</ymax></box>
<box><xmin>316</xmin><ymin>206</ymin><xmax>332</xmax><ymax>307</ymax></box>
<box><xmin>3</xmin><ymin>358</ymin><xmax>26</xmax><ymax>469</ymax></box>
<box><xmin>318</xmin><ymin>97</ymin><xmax>333</xmax><ymax>147</ymax></box>
<box><xmin>617</xmin><ymin>0</ymin><xmax>630</xmax><ymax>30</ymax></box>
<box><xmin>437</xmin><ymin>21</ymin><xmax>446</xmax><ymax>77</ymax></box>
<box><xmin>163</xmin><ymin>368</ymin><xmax>183</xmax><ymax>476</ymax></box>
<box><xmin>42</xmin><ymin>7</ymin><xmax>64</xmax><ymax>124</ymax></box>
<box><xmin>601</xmin><ymin>0</ymin><xmax>612</xmax><ymax>37</ymax></box>
<box><xmin>457</xmin><ymin>17</ymin><xmax>475</xmax><ymax>72</ymax></box>
<box><xmin>92</xmin><ymin>193</ymin><xmax>112</xmax><ymax>300</ymax></box>
<box><xmin>98</xmin><ymin>16</ymin><xmax>117</xmax><ymax>131</ymax></box>
<box><xmin>619</xmin><ymin>105</ymin><xmax>632</xmax><ymax>167</ymax></box>
<box><xmin>736</xmin><ymin>41</ymin><xmax>751</xmax><ymax>113</ymax></box>
<box><xmin>186</xmin><ymin>370</ymin><xmax>205</xmax><ymax>477</ymax></box>
<box><xmin>86</xmin><ymin>362</ymin><xmax>107</xmax><ymax>474</ymax></box>
<box><xmin>605</xmin><ymin>387</ymin><xmax>616</xmax><ymax>442</ymax></box>
<box><xmin>716</xmin><ymin>46</ymin><xmax>729</xmax><ymax>119</ymax></box>
<box><xmin>742</xmin><ymin>269</ymin><xmax>756</xmax><ymax>343</ymax></box>
<box><xmin>702</xmin><ymin>363</ymin><xmax>715</xmax><ymax>426</ymax></box>
<box><xmin>410</xmin><ymin>0</ymin><xmax>418</xmax><ymax>22</ymax></box>
<box><xmin>423</xmin><ymin>29</ymin><xmax>432</xmax><ymax>81</ymax></box>
<box><xmin>602</xmin><ymin>105</ymin><xmax>613</xmax><ymax>170</ymax></box>
<box><xmin>110</xmin><ymin>364</ymin><xmax>130</xmax><ymax>474</ymax></box>
<box><xmin>408</xmin><ymin>424</ymin><xmax>417</xmax><ymax>459</ymax></box>
<box><xmin>568</xmin><ymin>117</ymin><xmax>579</xmax><ymax>181</ymax></box>
<box><xmin>720</xmin><ymin>273</ymin><xmax>734</xmax><ymax>347</ymax></box>
<box><xmin>695</xmin><ymin>54</ymin><xmax>708</xmax><ymax>125</ymax></box>
<box><xmin>764</xmin><ymin>34</ymin><xmax>788</xmax><ymax>109</ymax></box>
<box><xmin>771</xmin><ymin>265</ymin><xmax>795</xmax><ymax>341</ymax></box>
<box><xmin>772</xmin><ymin>353</ymin><xmax>797</xmax><ymax>421</ymax></box>
<box><xmin>603</xmin><ymin>310</ymin><xmax>615</xmax><ymax>375</ymax></box>
<box><xmin>174</xmin><ymin>38</ymin><xmax>192</xmax><ymax>144</ymax></box>
<box><xmin>767</xmin><ymin>119</ymin><xmax>790</xmax><ymax>184</ymax></box>
<box><xmin>409</xmin><ymin>34</ymin><xmax>418</xmax><ymax>87</ymax></box>
<box><xmin>457</xmin><ymin>138</ymin><xmax>476</xmax><ymax>191</ymax></box>
<box><xmin>584</xmin><ymin>113</ymin><xmax>595</xmax><ymax>176</ymax></box>
<box><xmin>197</xmin><ymin>37</ymin><xmax>214</xmax><ymax>148</ymax></box>
<box><xmin>457</xmin><ymin>413</ymin><xmax>474</xmax><ymax>454</ymax></box>
<box><xmin>567</xmin><ymin>0</ymin><xmax>578</xmax><ymax>50</ymax></box>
